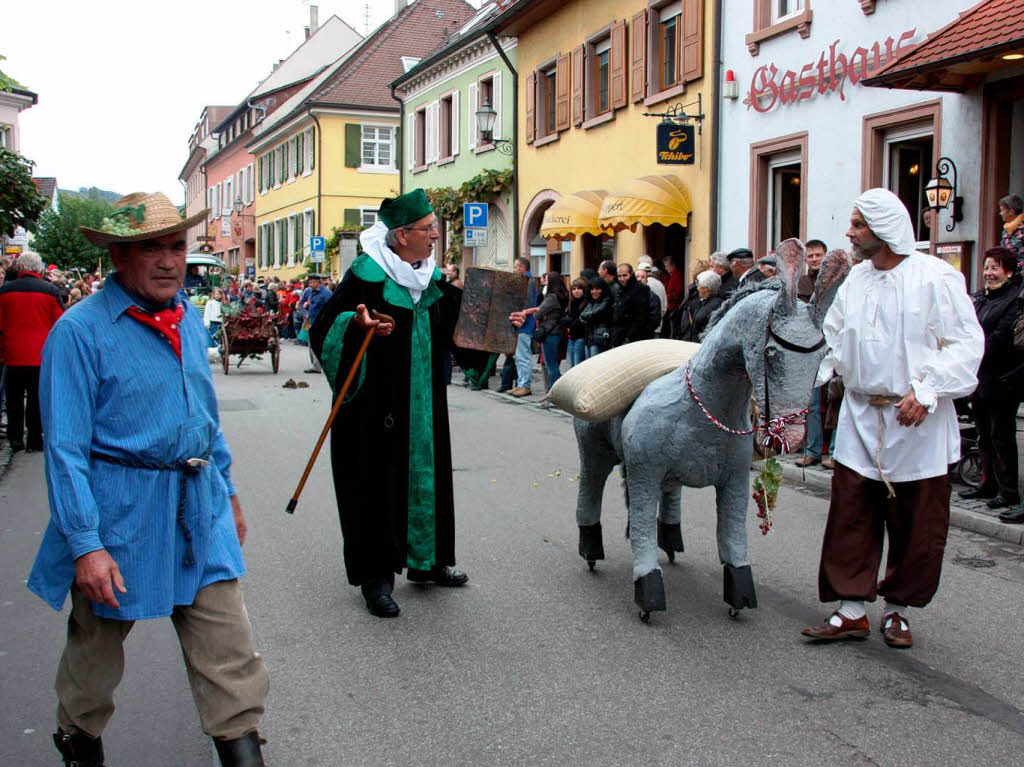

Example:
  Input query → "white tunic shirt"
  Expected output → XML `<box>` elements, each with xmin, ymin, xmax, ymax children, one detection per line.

<box><xmin>817</xmin><ymin>253</ymin><xmax>983</xmax><ymax>482</ymax></box>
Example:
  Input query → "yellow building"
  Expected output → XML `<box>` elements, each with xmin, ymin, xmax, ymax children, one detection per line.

<box><xmin>494</xmin><ymin>0</ymin><xmax>715</xmax><ymax>282</ymax></box>
<box><xmin>246</xmin><ymin>0</ymin><xmax>479</xmax><ymax>281</ymax></box>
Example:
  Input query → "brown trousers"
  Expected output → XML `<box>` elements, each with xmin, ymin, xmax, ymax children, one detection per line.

<box><xmin>818</xmin><ymin>462</ymin><xmax>951</xmax><ymax>608</ymax></box>
<box><xmin>56</xmin><ymin>579</ymin><xmax>269</xmax><ymax>740</ymax></box>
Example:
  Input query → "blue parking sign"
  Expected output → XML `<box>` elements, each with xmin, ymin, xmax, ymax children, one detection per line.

<box><xmin>463</xmin><ymin>202</ymin><xmax>488</xmax><ymax>229</ymax></box>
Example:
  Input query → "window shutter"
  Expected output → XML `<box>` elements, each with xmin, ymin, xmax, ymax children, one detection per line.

<box><xmin>682</xmin><ymin>0</ymin><xmax>704</xmax><ymax>82</ymax></box>
<box><xmin>344</xmin><ymin>123</ymin><xmax>362</xmax><ymax>167</ymax></box>
<box><xmin>571</xmin><ymin>45</ymin><xmax>584</xmax><ymax>126</ymax></box>
<box><xmin>296</xmin><ymin>133</ymin><xmax>304</xmax><ymax>174</ymax></box>
<box><xmin>344</xmin><ymin>208</ymin><xmax>360</xmax><ymax>227</ymax></box>
<box><xmin>259</xmin><ymin>156</ymin><xmax>265</xmax><ymax>192</ymax></box>
<box><xmin>248</xmin><ymin>163</ymin><xmax>255</xmax><ymax>203</ymax></box>
<box><xmin>468</xmin><ymin>84</ymin><xmax>478</xmax><ymax>150</ymax></box>
<box><xmin>429</xmin><ymin>101</ymin><xmax>440</xmax><ymax>163</ymax></box>
<box><xmin>610</xmin><ymin>20</ymin><xmax>628</xmax><ymax>110</ymax></box>
<box><xmin>525</xmin><ymin>73</ymin><xmax>536</xmax><ymax>144</ymax></box>
<box><xmin>492</xmin><ymin>72</ymin><xmax>503</xmax><ymax>141</ymax></box>
<box><xmin>407</xmin><ymin>113</ymin><xmax>417</xmax><ymax>169</ymax></box>
<box><xmin>630</xmin><ymin>10</ymin><xmax>647</xmax><ymax>103</ymax></box>
<box><xmin>555</xmin><ymin>53</ymin><xmax>571</xmax><ymax>132</ymax></box>
<box><xmin>451</xmin><ymin>90</ymin><xmax>460</xmax><ymax>155</ymax></box>
<box><xmin>307</xmin><ymin>128</ymin><xmax>315</xmax><ymax>170</ymax></box>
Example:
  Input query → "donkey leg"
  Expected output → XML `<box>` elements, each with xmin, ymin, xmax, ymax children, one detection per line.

<box><xmin>575</xmin><ymin>421</ymin><xmax>617</xmax><ymax>568</ymax></box>
<box><xmin>627</xmin><ymin>468</ymin><xmax>666</xmax><ymax>614</ymax></box>
<box><xmin>715</xmin><ymin>480</ymin><xmax>757</xmax><ymax>612</ymax></box>
<box><xmin>657</xmin><ymin>481</ymin><xmax>684</xmax><ymax>562</ymax></box>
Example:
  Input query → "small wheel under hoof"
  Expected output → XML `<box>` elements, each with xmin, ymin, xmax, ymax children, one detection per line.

<box><xmin>728</xmin><ymin>607</ymin><xmax>740</xmax><ymax>619</ymax></box>
<box><xmin>639</xmin><ymin>610</ymin><xmax>651</xmax><ymax>624</ymax></box>
<box><xmin>667</xmin><ymin>551</ymin><xmax>675</xmax><ymax>564</ymax></box>
<box><xmin>587</xmin><ymin>560</ymin><xmax>596</xmax><ymax>571</ymax></box>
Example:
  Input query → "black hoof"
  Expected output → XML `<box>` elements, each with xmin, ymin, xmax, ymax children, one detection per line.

<box><xmin>633</xmin><ymin>570</ymin><xmax>667</xmax><ymax>613</ymax></box>
<box><xmin>723</xmin><ymin>564</ymin><xmax>758</xmax><ymax>610</ymax></box>
<box><xmin>587</xmin><ymin>560</ymin><xmax>596</xmax><ymax>571</ymax></box>
<box><xmin>579</xmin><ymin>523</ymin><xmax>605</xmax><ymax>563</ymax></box>
<box><xmin>657</xmin><ymin>521</ymin><xmax>685</xmax><ymax>558</ymax></box>
<box><xmin>639</xmin><ymin>610</ymin><xmax>651</xmax><ymax>623</ymax></box>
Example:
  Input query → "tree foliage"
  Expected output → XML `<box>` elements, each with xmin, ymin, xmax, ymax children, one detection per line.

<box><xmin>32</xmin><ymin>194</ymin><xmax>113</xmax><ymax>272</ymax></box>
<box><xmin>0</xmin><ymin>147</ymin><xmax>46</xmax><ymax>237</ymax></box>
<box><xmin>0</xmin><ymin>54</ymin><xmax>25</xmax><ymax>93</ymax></box>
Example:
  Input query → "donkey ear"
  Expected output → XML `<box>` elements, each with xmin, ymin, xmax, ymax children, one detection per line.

<box><xmin>772</xmin><ymin>238</ymin><xmax>805</xmax><ymax>316</ymax></box>
<box><xmin>810</xmin><ymin>249</ymin><xmax>851</xmax><ymax>328</ymax></box>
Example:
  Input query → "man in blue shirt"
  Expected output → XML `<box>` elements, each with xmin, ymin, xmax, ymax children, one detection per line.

<box><xmin>29</xmin><ymin>193</ymin><xmax>268</xmax><ymax>767</ymax></box>
<box><xmin>302</xmin><ymin>273</ymin><xmax>332</xmax><ymax>373</ymax></box>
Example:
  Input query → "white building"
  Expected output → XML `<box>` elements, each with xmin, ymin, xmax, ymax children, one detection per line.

<box><xmin>717</xmin><ymin>0</ymin><xmax>1024</xmax><ymax>289</ymax></box>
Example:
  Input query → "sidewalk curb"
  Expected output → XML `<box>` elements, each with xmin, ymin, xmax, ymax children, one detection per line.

<box><xmin>775</xmin><ymin>459</ymin><xmax>1024</xmax><ymax>546</ymax></box>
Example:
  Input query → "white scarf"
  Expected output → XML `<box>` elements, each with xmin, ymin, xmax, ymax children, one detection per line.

<box><xmin>359</xmin><ymin>221</ymin><xmax>436</xmax><ymax>303</ymax></box>
<box><xmin>854</xmin><ymin>188</ymin><xmax>919</xmax><ymax>257</ymax></box>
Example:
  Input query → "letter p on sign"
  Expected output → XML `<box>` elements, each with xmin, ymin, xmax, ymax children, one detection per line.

<box><xmin>463</xmin><ymin>203</ymin><xmax>489</xmax><ymax>229</ymax></box>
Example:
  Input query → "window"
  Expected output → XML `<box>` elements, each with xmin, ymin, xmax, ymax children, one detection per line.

<box><xmin>749</xmin><ymin>132</ymin><xmax>807</xmax><ymax>257</ymax></box>
<box><xmin>247</xmin><ymin>163</ymin><xmax>255</xmax><ymax>204</ymax></box>
<box><xmin>288</xmin><ymin>215</ymin><xmax>298</xmax><ymax>267</ymax></box>
<box><xmin>228</xmin><ymin>247</ymin><xmax>240</xmax><ymax>269</ymax></box>
<box><xmin>268</xmin><ymin>150</ymin><xmax>276</xmax><ymax>188</ymax></box>
<box><xmin>414</xmin><ymin>108</ymin><xmax>427</xmax><ymax>167</ymax></box>
<box><xmin>223</xmin><ymin>179</ymin><xmax>232</xmax><ymax>214</ymax></box>
<box><xmin>771</xmin><ymin>0</ymin><xmax>804</xmax><ymax>23</ymax></box>
<box><xmin>296</xmin><ymin>132</ymin><xmax>304</xmax><ymax>175</ymax></box>
<box><xmin>360</xmin><ymin>208</ymin><xmax>379</xmax><ymax>228</ymax></box>
<box><xmin>275</xmin><ymin>220</ymin><xmax>284</xmax><ymax>268</ymax></box>
<box><xmin>884</xmin><ymin>130</ymin><xmax>934</xmax><ymax>248</ymax></box>
<box><xmin>277</xmin><ymin>145</ymin><xmax>285</xmax><ymax>185</ymax></box>
<box><xmin>361</xmin><ymin>126</ymin><xmax>394</xmax><ymax>168</ymax></box>
<box><xmin>0</xmin><ymin>125</ymin><xmax>10</xmax><ymax>148</ymax></box>
<box><xmin>658</xmin><ymin>1</ymin><xmax>681</xmax><ymax>92</ymax></box>
<box><xmin>304</xmin><ymin>127</ymin><xmax>314</xmax><ymax>171</ymax></box>
<box><xmin>543</xmin><ymin>66</ymin><xmax>557</xmax><ymax>136</ymax></box>
<box><xmin>595</xmin><ymin>40</ymin><xmax>611</xmax><ymax>115</ymax></box>
<box><xmin>439</xmin><ymin>95</ymin><xmax>453</xmax><ymax>159</ymax></box>
<box><xmin>527</xmin><ymin>57</ymin><xmax>569</xmax><ymax>143</ymax></box>
<box><xmin>303</xmin><ymin>210</ymin><xmax>315</xmax><ymax>257</ymax></box>
<box><xmin>746</xmin><ymin>0</ymin><xmax>811</xmax><ymax>56</ymax></box>
<box><xmin>767</xmin><ymin>153</ymin><xmax>802</xmax><ymax>253</ymax></box>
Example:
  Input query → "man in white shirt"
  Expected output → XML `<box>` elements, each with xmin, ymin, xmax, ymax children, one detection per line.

<box><xmin>802</xmin><ymin>189</ymin><xmax>983</xmax><ymax>649</ymax></box>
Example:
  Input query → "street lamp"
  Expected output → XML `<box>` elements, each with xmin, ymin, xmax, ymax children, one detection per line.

<box><xmin>474</xmin><ymin>99</ymin><xmax>513</xmax><ymax>155</ymax></box>
<box><xmin>232</xmin><ymin>195</ymin><xmax>245</xmax><ymax>216</ymax></box>
<box><xmin>924</xmin><ymin>156</ymin><xmax>963</xmax><ymax>233</ymax></box>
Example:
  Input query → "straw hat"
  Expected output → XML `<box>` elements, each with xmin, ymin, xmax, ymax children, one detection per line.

<box><xmin>80</xmin><ymin>192</ymin><xmax>210</xmax><ymax>247</ymax></box>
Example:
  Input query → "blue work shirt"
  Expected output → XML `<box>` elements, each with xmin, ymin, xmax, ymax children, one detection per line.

<box><xmin>306</xmin><ymin>285</ymin><xmax>332</xmax><ymax>326</ymax></box>
<box><xmin>519</xmin><ymin>271</ymin><xmax>537</xmax><ymax>336</ymax></box>
<box><xmin>27</xmin><ymin>276</ymin><xmax>244</xmax><ymax>620</ymax></box>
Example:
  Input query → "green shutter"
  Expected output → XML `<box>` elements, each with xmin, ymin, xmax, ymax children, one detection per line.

<box><xmin>344</xmin><ymin>123</ymin><xmax>362</xmax><ymax>167</ymax></box>
<box><xmin>310</xmin><ymin>127</ymin><xmax>316</xmax><ymax>170</ymax></box>
<box><xmin>258</xmin><ymin>157</ymin><xmax>264</xmax><ymax>192</ymax></box>
<box><xmin>344</xmin><ymin>208</ymin><xmax>360</xmax><ymax>227</ymax></box>
<box><xmin>297</xmin><ymin>133</ymin><xmax>304</xmax><ymax>174</ymax></box>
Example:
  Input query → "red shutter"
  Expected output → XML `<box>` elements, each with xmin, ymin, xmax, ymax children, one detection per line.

<box><xmin>525</xmin><ymin>72</ymin><xmax>536</xmax><ymax>144</ymax></box>
<box><xmin>571</xmin><ymin>45</ymin><xmax>584</xmax><ymax>126</ymax></box>
<box><xmin>682</xmin><ymin>0</ymin><xmax>704</xmax><ymax>83</ymax></box>
<box><xmin>630</xmin><ymin>10</ymin><xmax>647</xmax><ymax>103</ymax></box>
<box><xmin>610</xmin><ymin>20</ymin><xmax>627</xmax><ymax>110</ymax></box>
<box><xmin>555</xmin><ymin>53</ymin><xmax>571</xmax><ymax>132</ymax></box>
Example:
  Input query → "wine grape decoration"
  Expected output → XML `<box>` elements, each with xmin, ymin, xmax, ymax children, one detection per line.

<box><xmin>99</xmin><ymin>203</ymin><xmax>146</xmax><ymax>236</ymax></box>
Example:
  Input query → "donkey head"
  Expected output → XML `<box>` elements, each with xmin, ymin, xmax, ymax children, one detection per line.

<box><xmin>746</xmin><ymin>241</ymin><xmax>848</xmax><ymax>454</ymax></box>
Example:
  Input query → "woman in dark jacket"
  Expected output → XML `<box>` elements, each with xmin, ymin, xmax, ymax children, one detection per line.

<box><xmin>581</xmin><ymin>278</ymin><xmax>613</xmax><ymax>357</ymax></box>
<box><xmin>678</xmin><ymin>270</ymin><xmax>724</xmax><ymax>342</ymax></box>
<box><xmin>534</xmin><ymin>272</ymin><xmax>568</xmax><ymax>390</ymax></box>
<box><xmin>959</xmin><ymin>247</ymin><xmax>1023</xmax><ymax>516</ymax></box>
<box><xmin>564</xmin><ymin>278</ymin><xmax>589</xmax><ymax>367</ymax></box>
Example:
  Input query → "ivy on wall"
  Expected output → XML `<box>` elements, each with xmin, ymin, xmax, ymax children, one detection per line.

<box><xmin>425</xmin><ymin>167</ymin><xmax>513</xmax><ymax>264</ymax></box>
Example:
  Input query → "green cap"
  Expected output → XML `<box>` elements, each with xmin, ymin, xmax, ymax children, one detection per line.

<box><xmin>378</xmin><ymin>188</ymin><xmax>434</xmax><ymax>230</ymax></box>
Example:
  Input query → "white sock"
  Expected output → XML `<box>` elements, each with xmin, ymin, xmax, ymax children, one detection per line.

<box><xmin>830</xmin><ymin>600</ymin><xmax>866</xmax><ymax>625</ymax></box>
<box><xmin>882</xmin><ymin>601</ymin><xmax>908</xmax><ymax>629</ymax></box>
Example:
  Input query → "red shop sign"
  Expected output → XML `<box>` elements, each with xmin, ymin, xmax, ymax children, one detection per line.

<box><xmin>745</xmin><ymin>28</ymin><xmax>917</xmax><ymax>113</ymax></box>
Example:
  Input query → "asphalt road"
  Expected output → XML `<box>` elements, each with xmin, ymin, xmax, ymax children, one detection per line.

<box><xmin>2</xmin><ymin>342</ymin><xmax>1023</xmax><ymax>766</ymax></box>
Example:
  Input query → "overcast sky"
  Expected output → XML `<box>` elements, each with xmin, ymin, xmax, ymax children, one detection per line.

<box><xmin>3</xmin><ymin>0</ymin><xmax>481</xmax><ymax>205</ymax></box>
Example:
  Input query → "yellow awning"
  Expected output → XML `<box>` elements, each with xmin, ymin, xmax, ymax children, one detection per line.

<box><xmin>539</xmin><ymin>190</ymin><xmax>610</xmax><ymax>241</ymax></box>
<box><xmin>598</xmin><ymin>174</ymin><xmax>693</xmax><ymax>232</ymax></box>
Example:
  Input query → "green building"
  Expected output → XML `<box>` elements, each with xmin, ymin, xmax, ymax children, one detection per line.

<box><xmin>392</xmin><ymin>2</ymin><xmax>517</xmax><ymax>269</ymax></box>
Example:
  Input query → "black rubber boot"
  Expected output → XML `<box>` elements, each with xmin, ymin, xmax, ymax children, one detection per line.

<box><xmin>633</xmin><ymin>570</ymin><xmax>667</xmax><ymax>613</ymax></box>
<box><xmin>657</xmin><ymin>521</ymin><xmax>684</xmax><ymax>557</ymax></box>
<box><xmin>723</xmin><ymin>564</ymin><xmax>758</xmax><ymax>610</ymax></box>
<box><xmin>53</xmin><ymin>729</ymin><xmax>104</xmax><ymax>766</ymax></box>
<box><xmin>214</xmin><ymin>731</ymin><xmax>265</xmax><ymax>766</ymax></box>
<box><xmin>578</xmin><ymin>523</ymin><xmax>605</xmax><ymax>562</ymax></box>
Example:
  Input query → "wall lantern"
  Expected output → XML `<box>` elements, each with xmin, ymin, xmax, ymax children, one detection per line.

<box><xmin>924</xmin><ymin>157</ymin><xmax>963</xmax><ymax>233</ymax></box>
<box><xmin>474</xmin><ymin>100</ymin><xmax>513</xmax><ymax>155</ymax></box>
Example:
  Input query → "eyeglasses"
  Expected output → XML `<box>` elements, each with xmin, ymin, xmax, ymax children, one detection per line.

<box><xmin>403</xmin><ymin>222</ymin><xmax>439</xmax><ymax>232</ymax></box>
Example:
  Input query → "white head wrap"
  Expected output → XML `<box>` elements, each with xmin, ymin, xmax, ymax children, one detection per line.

<box><xmin>853</xmin><ymin>188</ymin><xmax>918</xmax><ymax>257</ymax></box>
<box><xmin>359</xmin><ymin>221</ymin><xmax>436</xmax><ymax>303</ymax></box>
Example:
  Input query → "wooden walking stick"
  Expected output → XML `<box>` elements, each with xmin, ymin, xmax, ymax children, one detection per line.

<box><xmin>286</xmin><ymin>310</ymin><xmax>393</xmax><ymax>514</ymax></box>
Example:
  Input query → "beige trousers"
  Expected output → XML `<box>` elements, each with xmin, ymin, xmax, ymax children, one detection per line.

<box><xmin>56</xmin><ymin>579</ymin><xmax>269</xmax><ymax>740</ymax></box>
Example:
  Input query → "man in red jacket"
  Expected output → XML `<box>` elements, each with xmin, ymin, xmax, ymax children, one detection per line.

<box><xmin>0</xmin><ymin>251</ymin><xmax>64</xmax><ymax>452</ymax></box>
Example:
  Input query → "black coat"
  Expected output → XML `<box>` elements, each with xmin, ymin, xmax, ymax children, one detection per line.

<box><xmin>679</xmin><ymin>294</ymin><xmax>724</xmax><ymax>342</ymax></box>
<box><xmin>612</xmin><ymin>277</ymin><xmax>653</xmax><ymax>346</ymax></box>
<box><xmin>581</xmin><ymin>295</ymin><xmax>613</xmax><ymax>349</ymax></box>
<box><xmin>563</xmin><ymin>297</ymin><xmax>587</xmax><ymax>340</ymax></box>
<box><xmin>972</xmin><ymin>275</ymin><xmax>1023</xmax><ymax>399</ymax></box>
<box><xmin>310</xmin><ymin>259</ymin><xmax>479</xmax><ymax>585</ymax></box>
<box><xmin>718</xmin><ymin>270</ymin><xmax>739</xmax><ymax>297</ymax></box>
<box><xmin>533</xmin><ymin>293</ymin><xmax>565</xmax><ymax>340</ymax></box>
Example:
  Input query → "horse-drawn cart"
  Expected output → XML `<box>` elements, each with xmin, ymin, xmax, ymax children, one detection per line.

<box><xmin>219</xmin><ymin>301</ymin><xmax>280</xmax><ymax>374</ymax></box>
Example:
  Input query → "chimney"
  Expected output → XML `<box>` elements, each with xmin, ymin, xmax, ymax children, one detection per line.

<box><xmin>395</xmin><ymin>0</ymin><xmax>406</xmax><ymax>16</ymax></box>
<box><xmin>304</xmin><ymin>25</ymin><xmax>310</xmax><ymax>40</ymax></box>
<box><xmin>310</xmin><ymin>4</ymin><xmax>319</xmax><ymax>32</ymax></box>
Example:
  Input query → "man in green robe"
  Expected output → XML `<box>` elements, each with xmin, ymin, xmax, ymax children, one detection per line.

<box><xmin>310</xmin><ymin>190</ymin><xmax>475</xmax><ymax>618</ymax></box>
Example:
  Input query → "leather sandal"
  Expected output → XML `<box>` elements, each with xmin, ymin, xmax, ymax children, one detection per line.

<box><xmin>801</xmin><ymin>611</ymin><xmax>869</xmax><ymax>642</ymax></box>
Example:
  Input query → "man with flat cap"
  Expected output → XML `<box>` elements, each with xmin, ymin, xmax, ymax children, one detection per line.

<box><xmin>728</xmin><ymin>247</ymin><xmax>764</xmax><ymax>288</ymax></box>
<box><xmin>311</xmin><ymin>189</ymin><xmax>482</xmax><ymax>618</ymax></box>
<box><xmin>802</xmin><ymin>188</ymin><xmax>983</xmax><ymax>649</ymax></box>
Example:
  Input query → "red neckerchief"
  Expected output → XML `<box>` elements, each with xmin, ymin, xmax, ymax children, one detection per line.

<box><xmin>125</xmin><ymin>302</ymin><xmax>186</xmax><ymax>361</ymax></box>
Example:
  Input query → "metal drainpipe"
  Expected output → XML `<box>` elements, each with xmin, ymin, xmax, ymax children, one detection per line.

<box><xmin>709</xmin><ymin>0</ymin><xmax>722</xmax><ymax>254</ymax></box>
<box><xmin>487</xmin><ymin>31</ymin><xmax>519</xmax><ymax>264</ymax></box>
<box><xmin>391</xmin><ymin>82</ymin><xmax>405</xmax><ymax>194</ymax></box>
<box><xmin>310</xmin><ymin>110</ymin><xmax>326</xmax><ymax>274</ymax></box>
